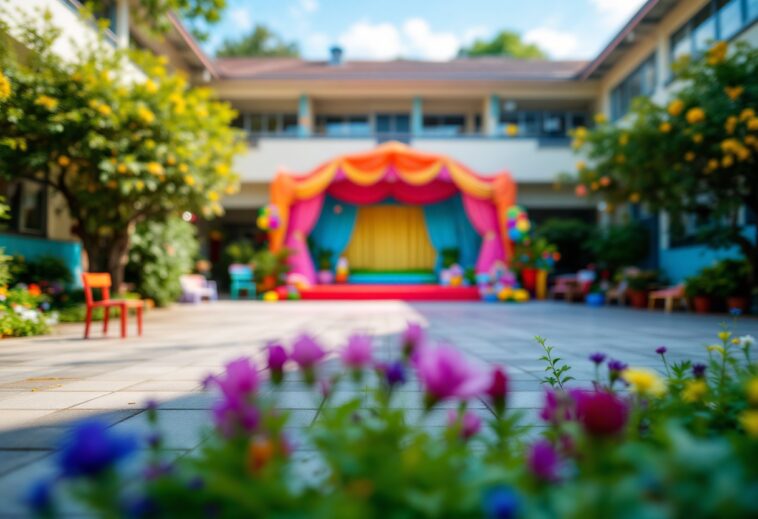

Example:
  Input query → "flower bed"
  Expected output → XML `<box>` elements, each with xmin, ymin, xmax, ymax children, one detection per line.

<box><xmin>0</xmin><ymin>286</ymin><xmax>57</xmax><ymax>338</ymax></box>
<box><xmin>26</xmin><ymin>323</ymin><xmax>758</xmax><ymax>517</ymax></box>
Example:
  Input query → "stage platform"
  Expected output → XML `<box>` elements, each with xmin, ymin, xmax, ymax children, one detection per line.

<box><xmin>348</xmin><ymin>271</ymin><xmax>437</xmax><ymax>285</ymax></box>
<box><xmin>300</xmin><ymin>284</ymin><xmax>480</xmax><ymax>301</ymax></box>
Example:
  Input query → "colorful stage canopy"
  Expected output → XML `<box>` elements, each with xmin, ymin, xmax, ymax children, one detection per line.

<box><xmin>269</xmin><ymin>142</ymin><xmax>517</xmax><ymax>283</ymax></box>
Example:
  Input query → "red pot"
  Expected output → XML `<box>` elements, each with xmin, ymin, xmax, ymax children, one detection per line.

<box><xmin>693</xmin><ymin>295</ymin><xmax>712</xmax><ymax>314</ymax></box>
<box><xmin>521</xmin><ymin>268</ymin><xmax>537</xmax><ymax>292</ymax></box>
<box><xmin>627</xmin><ymin>289</ymin><xmax>648</xmax><ymax>309</ymax></box>
<box><xmin>726</xmin><ymin>296</ymin><xmax>748</xmax><ymax>313</ymax></box>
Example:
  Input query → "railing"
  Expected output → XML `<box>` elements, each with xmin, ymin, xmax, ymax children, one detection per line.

<box><xmin>245</xmin><ymin>132</ymin><xmax>572</xmax><ymax>147</ymax></box>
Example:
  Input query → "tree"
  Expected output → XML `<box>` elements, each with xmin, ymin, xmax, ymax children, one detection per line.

<box><xmin>458</xmin><ymin>30</ymin><xmax>546</xmax><ymax>59</ymax></box>
<box><xmin>570</xmin><ymin>41</ymin><xmax>758</xmax><ymax>291</ymax></box>
<box><xmin>0</xmin><ymin>13</ymin><xmax>243</xmax><ymax>288</ymax></box>
<box><xmin>216</xmin><ymin>24</ymin><xmax>299</xmax><ymax>58</ymax></box>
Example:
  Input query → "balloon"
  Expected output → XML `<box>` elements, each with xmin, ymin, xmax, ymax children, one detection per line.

<box><xmin>268</xmin><ymin>215</ymin><xmax>280</xmax><ymax>230</ymax></box>
<box><xmin>257</xmin><ymin>215</ymin><xmax>270</xmax><ymax>229</ymax></box>
<box><xmin>506</xmin><ymin>206</ymin><xmax>520</xmax><ymax>218</ymax></box>
<box><xmin>507</xmin><ymin>219</ymin><xmax>517</xmax><ymax>229</ymax></box>
<box><xmin>516</xmin><ymin>220</ymin><xmax>530</xmax><ymax>233</ymax></box>
<box><xmin>508</xmin><ymin>228</ymin><xmax>522</xmax><ymax>241</ymax></box>
<box><xmin>263</xmin><ymin>290</ymin><xmax>279</xmax><ymax>302</ymax></box>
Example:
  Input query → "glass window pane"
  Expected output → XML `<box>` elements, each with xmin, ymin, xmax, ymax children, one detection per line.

<box><xmin>376</xmin><ymin>115</ymin><xmax>391</xmax><ymax>133</ymax></box>
<box><xmin>569</xmin><ymin>113</ymin><xmax>588</xmax><ymax>129</ymax></box>
<box><xmin>749</xmin><ymin>0</ymin><xmax>758</xmax><ymax>20</ymax></box>
<box><xmin>250</xmin><ymin>114</ymin><xmax>263</xmax><ymax>133</ymax></box>
<box><xmin>18</xmin><ymin>181</ymin><xmax>45</xmax><ymax>234</ymax></box>
<box><xmin>691</xmin><ymin>5</ymin><xmax>716</xmax><ymax>54</ymax></box>
<box><xmin>717</xmin><ymin>0</ymin><xmax>743</xmax><ymax>39</ymax></box>
<box><xmin>542</xmin><ymin>113</ymin><xmax>564</xmax><ymax>136</ymax></box>
<box><xmin>265</xmin><ymin>115</ymin><xmax>278</xmax><ymax>134</ymax></box>
<box><xmin>282</xmin><ymin>114</ymin><xmax>298</xmax><ymax>135</ymax></box>
<box><xmin>670</xmin><ymin>25</ymin><xmax>692</xmax><ymax>63</ymax></box>
<box><xmin>394</xmin><ymin>114</ymin><xmax>411</xmax><ymax>133</ymax></box>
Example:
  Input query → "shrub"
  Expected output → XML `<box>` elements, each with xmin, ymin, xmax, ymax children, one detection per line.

<box><xmin>30</xmin><ymin>324</ymin><xmax>758</xmax><ymax>517</ymax></box>
<box><xmin>685</xmin><ymin>258</ymin><xmax>751</xmax><ymax>299</ymax></box>
<box><xmin>9</xmin><ymin>255</ymin><xmax>72</xmax><ymax>286</ymax></box>
<box><xmin>586</xmin><ymin>221</ymin><xmax>649</xmax><ymax>274</ymax></box>
<box><xmin>125</xmin><ymin>217</ymin><xmax>198</xmax><ymax>307</ymax></box>
<box><xmin>0</xmin><ymin>287</ymin><xmax>54</xmax><ymax>337</ymax></box>
<box><xmin>535</xmin><ymin>218</ymin><xmax>594</xmax><ymax>272</ymax></box>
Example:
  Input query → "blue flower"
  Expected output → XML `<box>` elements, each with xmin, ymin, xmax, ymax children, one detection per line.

<box><xmin>24</xmin><ymin>479</ymin><xmax>53</xmax><ymax>515</ymax></box>
<box><xmin>384</xmin><ymin>361</ymin><xmax>406</xmax><ymax>387</ymax></box>
<box><xmin>482</xmin><ymin>486</ymin><xmax>520</xmax><ymax>519</ymax></box>
<box><xmin>729</xmin><ymin>307</ymin><xmax>742</xmax><ymax>317</ymax></box>
<box><xmin>58</xmin><ymin>420</ymin><xmax>137</xmax><ymax>478</ymax></box>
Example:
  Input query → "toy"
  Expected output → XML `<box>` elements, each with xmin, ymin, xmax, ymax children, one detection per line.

<box><xmin>262</xmin><ymin>290</ymin><xmax>279</xmax><ymax>302</ymax></box>
<box><xmin>335</xmin><ymin>257</ymin><xmax>349</xmax><ymax>284</ymax></box>
<box><xmin>257</xmin><ymin>204</ymin><xmax>281</xmax><ymax>231</ymax></box>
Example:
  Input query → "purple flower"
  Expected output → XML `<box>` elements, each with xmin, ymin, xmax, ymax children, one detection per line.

<box><xmin>211</xmin><ymin>358</ymin><xmax>260</xmax><ymax>401</ymax></box>
<box><xmin>539</xmin><ymin>389</ymin><xmax>580</xmax><ymax>424</ymax></box>
<box><xmin>378</xmin><ymin>360</ymin><xmax>406</xmax><ymax>388</ymax></box>
<box><xmin>527</xmin><ymin>440</ymin><xmax>560</xmax><ymax>481</ymax></box>
<box><xmin>575</xmin><ymin>390</ymin><xmax>628</xmax><ymax>437</ymax></box>
<box><xmin>146</xmin><ymin>432</ymin><xmax>161</xmax><ymax>449</ymax></box>
<box><xmin>482</xmin><ymin>486</ymin><xmax>520</xmax><ymax>519</ymax></box>
<box><xmin>486</xmin><ymin>366</ymin><xmax>509</xmax><ymax>415</ymax></box>
<box><xmin>212</xmin><ymin>397</ymin><xmax>260</xmax><ymax>437</ymax></box>
<box><xmin>415</xmin><ymin>345</ymin><xmax>490</xmax><ymax>407</ymax></box>
<box><xmin>340</xmin><ymin>333</ymin><xmax>373</xmax><ymax>368</ymax></box>
<box><xmin>24</xmin><ymin>479</ymin><xmax>53</xmax><ymax>515</ymax></box>
<box><xmin>266</xmin><ymin>343</ymin><xmax>288</xmax><ymax>372</ymax></box>
<box><xmin>58</xmin><ymin>420</ymin><xmax>137</xmax><ymax>478</ymax></box>
<box><xmin>655</xmin><ymin>346</ymin><xmax>667</xmax><ymax>355</ymax></box>
<box><xmin>290</xmin><ymin>334</ymin><xmax>326</xmax><ymax>368</ymax></box>
<box><xmin>319</xmin><ymin>378</ymin><xmax>332</xmax><ymax>399</ymax></box>
<box><xmin>589</xmin><ymin>352</ymin><xmax>606</xmax><ymax>365</ymax></box>
<box><xmin>608</xmin><ymin>359</ymin><xmax>628</xmax><ymax>372</ymax></box>
<box><xmin>692</xmin><ymin>363</ymin><xmax>706</xmax><ymax>378</ymax></box>
<box><xmin>402</xmin><ymin>322</ymin><xmax>425</xmax><ymax>358</ymax></box>
<box><xmin>447</xmin><ymin>409</ymin><xmax>482</xmax><ymax>440</ymax></box>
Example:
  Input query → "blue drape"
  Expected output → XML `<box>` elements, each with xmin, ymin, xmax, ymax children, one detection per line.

<box><xmin>309</xmin><ymin>195</ymin><xmax>358</xmax><ymax>269</ymax></box>
<box><xmin>423</xmin><ymin>194</ymin><xmax>481</xmax><ymax>271</ymax></box>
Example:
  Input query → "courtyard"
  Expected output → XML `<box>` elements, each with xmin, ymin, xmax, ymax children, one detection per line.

<box><xmin>0</xmin><ymin>301</ymin><xmax>755</xmax><ymax>515</ymax></box>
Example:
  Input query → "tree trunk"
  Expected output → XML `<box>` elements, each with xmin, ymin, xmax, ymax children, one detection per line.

<box><xmin>79</xmin><ymin>228</ymin><xmax>132</xmax><ymax>293</ymax></box>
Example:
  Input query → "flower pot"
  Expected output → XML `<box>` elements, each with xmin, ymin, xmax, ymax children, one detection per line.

<box><xmin>535</xmin><ymin>269</ymin><xmax>548</xmax><ymax>300</ymax></box>
<box><xmin>726</xmin><ymin>296</ymin><xmax>748</xmax><ymax>313</ymax></box>
<box><xmin>585</xmin><ymin>292</ymin><xmax>605</xmax><ymax>307</ymax></box>
<box><xmin>521</xmin><ymin>268</ymin><xmax>537</xmax><ymax>292</ymax></box>
<box><xmin>627</xmin><ymin>289</ymin><xmax>648</xmax><ymax>309</ymax></box>
<box><xmin>692</xmin><ymin>295</ymin><xmax>712</xmax><ymax>314</ymax></box>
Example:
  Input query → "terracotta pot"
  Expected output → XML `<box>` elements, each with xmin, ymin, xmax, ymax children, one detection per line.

<box><xmin>627</xmin><ymin>289</ymin><xmax>648</xmax><ymax>309</ymax></box>
<box><xmin>692</xmin><ymin>295</ymin><xmax>712</xmax><ymax>314</ymax></box>
<box><xmin>521</xmin><ymin>268</ymin><xmax>537</xmax><ymax>292</ymax></box>
<box><xmin>726</xmin><ymin>296</ymin><xmax>749</xmax><ymax>313</ymax></box>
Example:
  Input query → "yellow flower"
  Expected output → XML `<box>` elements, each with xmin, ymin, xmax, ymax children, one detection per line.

<box><xmin>724</xmin><ymin>86</ymin><xmax>743</xmax><ymax>100</ymax></box>
<box><xmin>215</xmin><ymin>163</ymin><xmax>230</xmax><ymax>176</ymax></box>
<box><xmin>135</xmin><ymin>180</ymin><xmax>145</xmax><ymax>191</ymax></box>
<box><xmin>748</xmin><ymin>117</ymin><xmax>758</xmax><ymax>131</ymax></box>
<box><xmin>573</xmin><ymin>126</ymin><xmax>588</xmax><ymax>139</ymax></box>
<box><xmin>166</xmin><ymin>154</ymin><xmax>176</xmax><ymax>166</ymax></box>
<box><xmin>684</xmin><ymin>151</ymin><xmax>695</xmax><ymax>162</ymax></box>
<box><xmin>622</xmin><ymin>368</ymin><xmax>666</xmax><ymax>397</ymax></box>
<box><xmin>686</xmin><ymin>107</ymin><xmax>705</xmax><ymax>124</ymax></box>
<box><xmin>705</xmin><ymin>158</ymin><xmax>719</xmax><ymax>173</ymax></box>
<box><xmin>117</xmin><ymin>163</ymin><xmax>128</xmax><ymax>174</ymax></box>
<box><xmin>681</xmin><ymin>379</ymin><xmax>708</xmax><ymax>403</ymax></box>
<box><xmin>146</xmin><ymin>162</ymin><xmax>163</xmax><ymax>175</ymax></box>
<box><xmin>739</xmin><ymin>108</ymin><xmax>755</xmax><ymax>121</ymax></box>
<box><xmin>619</xmin><ymin>133</ymin><xmax>629</xmax><ymax>146</ymax></box>
<box><xmin>145</xmin><ymin>139</ymin><xmax>156</xmax><ymax>150</ymax></box>
<box><xmin>725</xmin><ymin>116</ymin><xmax>738</xmax><ymax>134</ymax></box>
<box><xmin>707</xmin><ymin>344</ymin><xmax>725</xmax><ymax>355</ymax></box>
<box><xmin>629</xmin><ymin>192</ymin><xmax>640</xmax><ymax>203</ymax></box>
<box><xmin>143</xmin><ymin>79</ymin><xmax>158</xmax><ymax>94</ymax></box>
<box><xmin>137</xmin><ymin>106</ymin><xmax>155</xmax><ymax>124</ymax></box>
<box><xmin>208</xmin><ymin>191</ymin><xmax>219</xmax><ymax>202</ymax></box>
<box><xmin>34</xmin><ymin>95</ymin><xmax>58</xmax><ymax>110</ymax></box>
<box><xmin>178</xmin><ymin>163</ymin><xmax>189</xmax><ymax>173</ymax></box>
<box><xmin>96</xmin><ymin>104</ymin><xmax>112</xmax><ymax>116</ymax></box>
<box><xmin>745</xmin><ymin>376</ymin><xmax>758</xmax><ymax>405</ymax></box>
<box><xmin>57</xmin><ymin>155</ymin><xmax>70</xmax><ymax>167</ymax></box>
<box><xmin>590</xmin><ymin>181</ymin><xmax>599</xmax><ymax>191</ymax></box>
<box><xmin>722</xmin><ymin>155</ymin><xmax>734</xmax><ymax>168</ymax></box>
<box><xmin>576</xmin><ymin>160</ymin><xmax>587</xmax><ymax>171</ymax></box>
<box><xmin>225</xmin><ymin>185</ymin><xmax>238</xmax><ymax>195</ymax></box>
<box><xmin>740</xmin><ymin>410</ymin><xmax>758</xmax><ymax>437</ymax></box>
<box><xmin>668</xmin><ymin>99</ymin><xmax>684</xmax><ymax>117</ymax></box>
<box><xmin>659</xmin><ymin>122</ymin><xmax>672</xmax><ymax>133</ymax></box>
<box><xmin>184</xmin><ymin>175</ymin><xmax>195</xmax><ymax>186</ymax></box>
<box><xmin>0</xmin><ymin>71</ymin><xmax>11</xmax><ymax>100</ymax></box>
<box><xmin>594</xmin><ymin>113</ymin><xmax>607</xmax><ymax>124</ymax></box>
<box><xmin>505</xmin><ymin>123</ymin><xmax>519</xmax><ymax>137</ymax></box>
<box><xmin>692</xmin><ymin>133</ymin><xmax>703</xmax><ymax>144</ymax></box>
<box><xmin>706</xmin><ymin>41</ymin><xmax>728</xmax><ymax>66</ymax></box>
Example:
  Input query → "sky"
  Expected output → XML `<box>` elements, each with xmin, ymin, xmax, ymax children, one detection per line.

<box><xmin>197</xmin><ymin>0</ymin><xmax>648</xmax><ymax>61</ymax></box>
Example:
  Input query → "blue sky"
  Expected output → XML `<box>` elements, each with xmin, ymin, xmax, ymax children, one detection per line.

<box><xmin>197</xmin><ymin>0</ymin><xmax>648</xmax><ymax>61</ymax></box>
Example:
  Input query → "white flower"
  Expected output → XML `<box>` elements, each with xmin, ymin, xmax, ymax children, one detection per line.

<box><xmin>739</xmin><ymin>335</ymin><xmax>755</xmax><ymax>347</ymax></box>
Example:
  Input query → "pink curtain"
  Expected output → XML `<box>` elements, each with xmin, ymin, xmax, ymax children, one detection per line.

<box><xmin>462</xmin><ymin>194</ymin><xmax>505</xmax><ymax>272</ymax></box>
<box><xmin>284</xmin><ymin>194</ymin><xmax>324</xmax><ymax>284</ymax></box>
<box><xmin>328</xmin><ymin>180</ymin><xmax>457</xmax><ymax>206</ymax></box>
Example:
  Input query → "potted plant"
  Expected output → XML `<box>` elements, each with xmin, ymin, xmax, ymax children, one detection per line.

<box><xmin>585</xmin><ymin>282</ymin><xmax>605</xmax><ymax>307</ymax></box>
<box><xmin>685</xmin><ymin>272</ymin><xmax>714</xmax><ymax>314</ymax></box>
<box><xmin>715</xmin><ymin>259</ymin><xmax>751</xmax><ymax>313</ymax></box>
<box><xmin>624</xmin><ymin>269</ymin><xmax>658</xmax><ymax>309</ymax></box>
<box><xmin>514</xmin><ymin>238</ymin><xmax>557</xmax><ymax>296</ymax></box>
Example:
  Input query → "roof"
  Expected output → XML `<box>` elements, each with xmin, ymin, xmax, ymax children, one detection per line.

<box><xmin>213</xmin><ymin>57</ymin><xmax>588</xmax><ymax>82</ymax></box>
<box><xmin>580</xmin><ymin>0</ymin><xmax>681</xmax><ymax>79</ymax></box>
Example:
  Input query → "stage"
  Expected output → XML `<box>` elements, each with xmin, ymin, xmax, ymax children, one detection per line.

<box><xmin>299</xmin><ymin>284</ymin><xmax>480</xmax><ymax>301</ymax></box>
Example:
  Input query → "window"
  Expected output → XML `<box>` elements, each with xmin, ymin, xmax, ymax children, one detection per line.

<box><xmin>692</xmin><ymin>4</ymin><xmax>717</xmax><ymax>54</ymax></box>
<box><xmin>315</xmin><ymin>115</ymin><xmax>371</xmax><ymax>136</ymax></box>
<box><xmin>610</xmin><ymin>53</ymin><xmax>657</xmax><ymax>120</ymax></box>
<box><xmin>750</xmin><ymin>0</ymin><xmax>758</xmax><ymax>20</ymax></box>
<box><xmin>422</xmin><ymin>115</ymin><xmax>466</xmax><ymax>136</ymax></box>
<box><xmin>718</xmin><ymin>0</ymin><xmax>743</xmax><ymax>39</ymax></box>
<box><xmin>246</xmin><ymin>113</ymin><xmax>298</xmax><ymax>135</ymax></box>
<box><xmin>7</xmin><ymin>180</ymin><xmax>47</xmax><ymax>235</ymax></box>
<box><xmin>498</xmin><ymin>111</ymin><xmax>587</xmax><ymax>137</ymax></box>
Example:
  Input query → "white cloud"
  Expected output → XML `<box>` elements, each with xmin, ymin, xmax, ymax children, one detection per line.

<box><xmin>230</xmin><ymin>7</ymin><xmax>252</xmax><ymax>32</ymax></box>
<box><xmin>338</xmin><ymin>21</ymin><xmax>404</xmax><ymax>60</ymax></box>
<box><xmin>290</xmin><ymin>0</ymin><xmax>319</xmax><ymax>18</ymax></box>
<box><xmin>524</xmin><ymin>27</ymin><xmax>579</xmax><ymax>59</ymax></box>
<box><xmin>402</xmin><ymin>18</ymin><xmax>460</xmax><ymax>61</ymax></box>
<box><xmin>589</xmin><ymin>0</ymin><xmax>647</xmax><ymax>26</ymax></box>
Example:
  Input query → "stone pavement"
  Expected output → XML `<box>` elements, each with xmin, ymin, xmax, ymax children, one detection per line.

<box><xmin>0</xmin><ymin>300</ymin><xmax>756</xmax><ymax>516</ymax></box>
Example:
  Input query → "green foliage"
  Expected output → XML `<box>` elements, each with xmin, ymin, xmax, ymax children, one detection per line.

<box><xmin>223</xmin><ymin>240</ymin><xmax>257</xmax><ymax>265</ymax></box>
<box><xmin>440</xmin><ymin>247</ymin><xmax>460</xmax><ymax>269</ymax></box>
<box><xmin>585</xmin><ymin>221</ymin><xmax>649</xmax><ymax>273</ymax></box>
<box><xmin>0</xmin><ymin>287</ymin><xmax>52</xmax><ymax>337</ymax></box>
<box><xmin>8</xmin><ymin>255</ymin><xmax>72</xmax><ymax>286</ymax></box>
<box><xmin>126</xmin><ymin>217</ymin><xmax>198</xmax><ymax>306</ymax></box>
<box><xmin>535</xmin><ymin>218</ymin><xmax>594</xmax><ymax>272</ymax></box>
<box><xmin>535</xmin><ymin>335</ymin><xmax>574</xmax><ymax>389</ymax></box>
<box><xmin>622</xmin><ymin>268</ymin><xmax>659</xmax><ymax>291</ymax></box>
<box><xmin>513</xmin><ymin>237</ymin><xmax>557</xmax><ymax>271</ymax></box>
<box><xmin>458</xmin><ymin>30</ymin><xmax>546</xmax><ymax>59</ymax></box>
<box><xmin>0</xmin><ymin>8</ymin><xmax>243</xmax><ymax>282</ymax></box>
<box><xmin>252</xmin><ymin>248</ymin><xmax>291</xmax><ymax>287</ymax></box>
<box><xmin>216</xmin><ymin>24</ymin><xmax>299</xmax><ymax>57</ymax></box>
<box><xmin>685</xmin><ymin>258</ymin><xmax>751</xmax><ymax>298</ymax></box>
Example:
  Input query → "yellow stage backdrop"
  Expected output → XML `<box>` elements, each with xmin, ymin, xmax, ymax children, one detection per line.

<box><xmin>344</xmin><ymin>206</ymin><xmax>435</xmax><ymax>271</ymax></box>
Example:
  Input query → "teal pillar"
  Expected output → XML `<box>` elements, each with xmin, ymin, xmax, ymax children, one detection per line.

<box><xmin>298</xmin><ymin>94</ymin><xmax>312</xmax><ymax>137</ymax></box>
<box><xmin>488</xmin><ymin>94</ymin><xmax>501</xmax><ymax>136</ymax></box>
<box><xmin>411</xmin><ymin>97</ymin><xmax>423</xmax><ymax>136</ymax></box>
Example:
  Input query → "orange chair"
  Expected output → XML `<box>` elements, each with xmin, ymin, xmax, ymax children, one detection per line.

<box><xmin>81</xmin><ymin>273</ymin><xmax>144</xmax><ymax>339</ymax></box>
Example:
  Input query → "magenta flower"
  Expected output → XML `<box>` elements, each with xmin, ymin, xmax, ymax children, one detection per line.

<box><xmin>266</xmin><ymin>343</ymin><xmax>288</xmax><ymax>385</ymax></box>
<box><xmin>527</xmin><ymin>440</ymin><xmax>560</xmax><ymax>481</ymax></box>
<box><xmin>290</xmin><ymin>334</ymin><xmax>326</xmax><ymax>368</ymax></box>
<box><xmin>539</xmin><ymin>389</ymin><xmax>581</xmax><ymax>424</ymax></box>
<box><xmin>486</xmin><ymin>366</ymin><xmax>509</xmax><ymax>415</ymax></box>
<box><xmin>213</xmin><ymin>358</ymin><xmax>260</xmax><ymax>401</ymax></box>
<box><xmin>206</xmin><ymin>358</ymin><xmax>261</xmax><ymax>437</ymax></box>
<box><xmin>212</xmin><ymin>397</ymin><xmax>260</xmax><ymax>437</ymax></box>
<box><xmin>340</xmin><ymin>333</ymin><xmax>373</xmax><ymax>368</ymax></box>
<box><xmin>415</xmin><ymin>345</ymin><xmax>490</xmax><ymax>407</ymax></box>
<box><xmin>574</xmin><ymin>390</ymin><xmax>628</xmax><ymax>437</ymax></box>
<box><xmin>402</xmin><ymin>322</ymin><xmax>425</xmax><ymax>359</ymax></box>
<box><xmin>447</xmin><ymin>409</ymin><xmax>482</xmax><ymax>440</ymax></box>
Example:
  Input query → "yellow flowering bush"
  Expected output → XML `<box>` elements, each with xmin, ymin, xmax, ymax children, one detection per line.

<box><xmin>0</xmin><ymin>70</ymin><xmax>10</xmax><ymax>100</ymax></box>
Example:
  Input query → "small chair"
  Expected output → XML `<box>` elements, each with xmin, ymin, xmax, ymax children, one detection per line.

<box><xmin>550</xmin><ymin>275</ymin><xmax>580</xmax><ymax>302</ymax></box>
<box><xmin>180</xmin><ymin>274</ymin><xmax>218</xmax><ymax>303</ymax></box>
<box><xmin>229</xmin><ymin>264</ymin><xmax>256</xmax><ymax>300</ymax></box>
<box><xmin>81</xmin><ymin>273</ymin><xmax>144</xmax><ymax>339</ymax></box>
<box><xmin>606</xmin><ymin>280</ymin><xmax>628</xmax><ymax>306</ymax></box>
<box><xmin>648</xmin><ymin>284</ymin><xmax>687</xmax><ymax>313</ymax></box>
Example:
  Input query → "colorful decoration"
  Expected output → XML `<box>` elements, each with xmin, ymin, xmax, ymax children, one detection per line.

<box><xmin>475</xmin><ymin>261</ymin><xmax>529</xmax><ymax>303</ymax></box>
<box><xmin>262</xmin><ymin>290</ymin><xmax>279</xmax><ymax>302</ymax></box>
<box><xmin>335</xmin><ymin>257</ymin><xmax>349</xmax><ymax>284</ymax></box>
<box><xmin>286</xmin><ymin>285</ymin><xmax>301</xmax><ymax>301</ymax></box>
<box><xmin>505</xmin><ymin>205</ymin><xmax>530</xmax><ymax>244</ymax></box>
<box><xmin>440</xmin><ymin>264</ymin><xmax>464</xmax><ymax>287</ymax></box>
<box><xmin>257</xmin><ymin>204</ymin><xmax>281</xmax><ymax>231</ymax></box>
<box><xmin>286</xmin><ymin>273</ymin><xmax>311</xmax><ymax>291</ymax></box>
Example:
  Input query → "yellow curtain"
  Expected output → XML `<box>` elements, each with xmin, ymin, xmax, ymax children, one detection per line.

<box><xmin>345</xmin><ymin>205</ymin><xmax>435</xmax><ymax>271</ymax></box>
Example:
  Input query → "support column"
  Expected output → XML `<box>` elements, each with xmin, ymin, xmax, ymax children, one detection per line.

<box><xmin>116</xmin><ymin>0</ymin><xmax>129</xmax><ymax>49</ymax></box>
<box><xmin>298</xmin><ymin>94</ymin><xmax>312</xmax><ymax>137</ymax></box>
<box><xmin>486</xmin><ymin>94</ymin><xmax>501</xmax><ymax>136</ymax></box>
<box><xmin>411</xmin><ymin>97</ymin><xmax>423</xmax><ymax>136</ymax></box>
